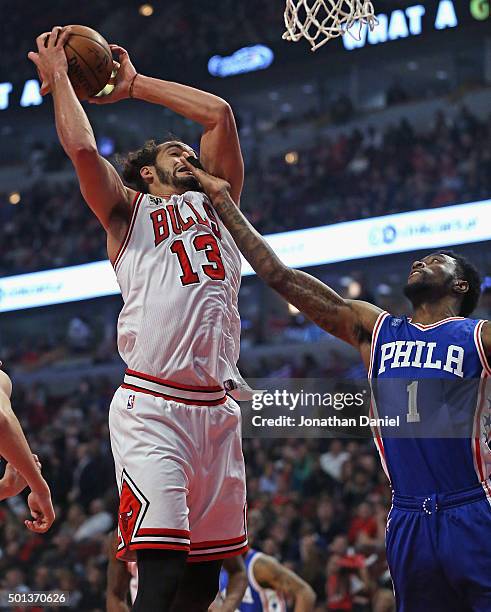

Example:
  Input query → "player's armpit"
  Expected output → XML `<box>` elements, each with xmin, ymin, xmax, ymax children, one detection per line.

<box><xmin>275</xmin><ymin>269</ymin><xmax>382</xmax><ymax>349</ymax></box>
<box><xmin>480</xmin><ymin>320</ymin><xmax>491</xmax><ymax>367</ymax></box>
<box><xmin>253</xmin><ymin>555</ymin><xmax>316</xmax><ymax>611</ymax></box>
<box><xmin>72</xmin><ymin>149</ymin><xmax>134</xmax><ymax>233</ymax></box>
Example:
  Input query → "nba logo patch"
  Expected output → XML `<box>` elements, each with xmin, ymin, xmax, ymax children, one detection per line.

<box><xmin>391</xmin><ymin>318</ymin><xmax>403</xmax><ymax>328</ymax></box>
<box><xmin>127</xmin><ymin>394</ymin><xmax>135</xmax><ymax>410</ymax></box>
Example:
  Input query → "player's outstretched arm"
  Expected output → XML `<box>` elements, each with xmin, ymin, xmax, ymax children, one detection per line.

<box><xmin>253</xmin><ymin>555</ymin><xmax>316</xmax><ymax>612</ymax></box>
<box><xmin>210</xmin><ymin>556</ymin><xmax>248</xmax><ymax>612</ymax></box>
<box><xmin>0</xmin><ymin>371</ymin><xmax>55</xmax><ymax>532</ymax></box>
<box><xmin>28</xmin><ymin>28</ymin><xmax>134</xmax><ymax>255</ymax></box>
<box><xmin>106</xmin><ymin>530</ymin><xmax>131</xmax><ymax>612</ymax></box>
<box><xmin>179</xmin><ymin>155</ymin><xmax>381</xmax><ymax>350</ymax></box>
<box><xmin>89</xmin><ymin>45</ymin><xmax>244</xmax><ymax>205</ymax></box>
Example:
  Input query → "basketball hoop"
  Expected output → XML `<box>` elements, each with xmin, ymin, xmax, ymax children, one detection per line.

<box><xmin>283</xmin><ymin>0</ymin><xmax>377</xmax><ymax>52</ymax></box>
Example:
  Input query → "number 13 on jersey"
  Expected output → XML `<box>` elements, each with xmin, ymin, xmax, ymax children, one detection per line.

<box><xmin>170</xmin><ymin>234</ymin><xmax>226</xmax><ymax>286</ymax></box>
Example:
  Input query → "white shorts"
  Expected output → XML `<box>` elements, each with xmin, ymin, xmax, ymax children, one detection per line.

<box><xmin>109</xmin><ymin>372</ymin><xmax>248</xmax><ymax>563</ymax></box>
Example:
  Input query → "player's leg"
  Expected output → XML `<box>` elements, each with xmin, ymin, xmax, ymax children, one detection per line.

<box><xmin>184</xmin><ymin>398</ymin><xmax>248</xmax><ymax>603</ymax></box>
<box><xmin>372</xmin><ymin>588</ymin><xmax>395</xmax><ymax>612</ymax></box>
<box><xmin>386</xmin><ymin>504</ymin><xmax>465</xmax><ymax>612</ymax></box>
<box><xmin>133</xmin><ymin>549</ymin><xmax>188</xmax><ymax>612</ymax></box>
<box><xmin>169</xmin><ymin>560</ymin><xmax>222</xmax><ymax>611</ymax></box>
<box><xmin>440</xmin><ymin>497</ymin><xmax>491</xmax><ymax>612</ymax></box>
<box><xmin>109</xmin><ymin>388</ymin><xmax>193</xmax><ymax>609</ymax></box>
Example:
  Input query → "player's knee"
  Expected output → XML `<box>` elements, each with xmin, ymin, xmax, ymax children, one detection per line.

<box><xmin>373</xmin><ymin>588</ymin><xmax>396</xmax><ymax>612</ymax></box>
<box><xmin>198</xmin><ymin>583</ymin><xmax>220</xmax><ymax>609</ymax></box>
<box><xmin>134</xmin><ymin>549</ymin><xmax>188</xmax><ymax>610</ymax></box>
<box><xmin>175</xmin><ymin>561</ymin><xmax>222</xmax><ymax>611</ymax></box>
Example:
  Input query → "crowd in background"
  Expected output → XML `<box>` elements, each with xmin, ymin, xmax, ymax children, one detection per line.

<box><xmin>246</xmin><ymin>106</ymin><xmax>491</xmax><ymax>234</ymax></box>
<box><xmin>1</xmin><ymin>3</ymin><xmax>490</xmax><ymax>611</ymax></box>
<box><xmin>1</xmin><ymin>106</ymin><xmax>490</xmax><ymax>276</ymax></box>
<box><xmin>0</xmin><ymin>361</ymin><xmax>395</xmax><ymax>612</ymax></box>
<box><xmin>1</xmin><ymin>0</ymin><xmax>282</xmax><ymax>84</ymax></box>
<box><xmin>1</xmin><ymin>277</ymin><xmax>491</xmax><ymax>607</ymax></box>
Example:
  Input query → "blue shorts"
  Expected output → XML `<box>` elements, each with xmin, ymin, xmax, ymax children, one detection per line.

<box><xmin>386</xmin><ymin>482</ymin><xmax>491</xmax><ymax>612</ymax></box>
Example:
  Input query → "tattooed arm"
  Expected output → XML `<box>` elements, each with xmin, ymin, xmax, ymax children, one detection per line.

<box><xmin>179</xmin><ymin>155</ymin><xmax>382</xmax><ymax>350</ymax></box>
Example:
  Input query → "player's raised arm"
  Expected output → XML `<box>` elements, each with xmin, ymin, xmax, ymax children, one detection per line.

<box><xmin>28</xmin><ymin>28</ymin><xmax>134</xmax><ymax>253</ymax></box>
<box><xmin>180</xmin><ymin>156</ymin><xmax>381</xmax><ymax>351</ymax></box>
<box><xmin>89</xmin><ymin>45</ymin><xmax>244</xmax><ymax>205</ymax></box>
<box><xmin>253</xmin><ymin>555</ymin><xmax>316</xmax><ymax>612</ymax></box>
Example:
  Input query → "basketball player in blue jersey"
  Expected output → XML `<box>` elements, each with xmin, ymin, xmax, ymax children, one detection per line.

<box><xmin>216</xmin><ymin>552</ymin><xmax>316</xmax><ymax>612</ymax></box>
<box><xmin>107</xmin><ymin>530</ymin><xmax>316</xmax><ymax>612</ymax></box>
<box><xmin>179</xmin><ymin>157</ymin><xmax>491</xmax><ymax>612</ymax></box>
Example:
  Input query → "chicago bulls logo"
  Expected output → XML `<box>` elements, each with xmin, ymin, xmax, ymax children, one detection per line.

<box><xmin>118</xmin><ymin>471</ymin><xmax>149</xmax><ymax>548</ymax></box>
<box><xmin>120</xmin><ymin>506</ymin><xmax>134</xmax><ymax>533</ymax></box>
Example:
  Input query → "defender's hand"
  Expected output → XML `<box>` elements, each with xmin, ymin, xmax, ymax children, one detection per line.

<box><xmin>28</xmin><ymin>26</ymin><xmax>72</xmax><ymax>95</ymax></box>
<box><xmin>88</xmin><ymin>44</ymin><xmax>137</xmax><ymax>104</ymax></box>
<box><xmin>25</xmin><ymin>481</ymin><xmax>55</xmax><ymax>533</ymax></box>
<box><xmin>179</xmin><ymin>154</ymin><xmax>233</xmax><ymax>205</ymax></box>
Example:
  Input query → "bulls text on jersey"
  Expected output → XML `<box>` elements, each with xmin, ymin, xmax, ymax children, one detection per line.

<box><xmin>151</xmin><ymin>200</ymin><xmax>222</xmax><ymax>246</ymax></box>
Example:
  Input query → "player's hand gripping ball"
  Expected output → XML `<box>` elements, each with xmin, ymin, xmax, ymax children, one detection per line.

<box><xmin>28</xmin><ymin>25</ymin><xmax>114</xmax><ymax>100</ymax></box>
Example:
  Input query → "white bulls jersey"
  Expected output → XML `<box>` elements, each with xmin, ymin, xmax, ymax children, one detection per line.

<box><xmin>114</xmin><ymin>190</ymin><xmax>245</xmax><ymax>391</ymax></box>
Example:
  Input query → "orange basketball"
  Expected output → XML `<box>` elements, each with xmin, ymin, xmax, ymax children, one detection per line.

<box><xmin>63</xmin><ymin>25</ymin><xmax>113</xmax><ymax>100</ymax></box>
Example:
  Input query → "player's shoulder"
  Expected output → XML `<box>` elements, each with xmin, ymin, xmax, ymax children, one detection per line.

<box><xmin>376</xmin><ymin>311</ymin><xmax>405</xmax><ymax>331</ymax></box>
<box><xmin>142</xmin><ymin>190</ymin><xmax>208</xmax><ymax>205</ymax></box>
<box><xmin>183</xmin><ymin>190</ymin><xmax>209</xmax><ymax>203</ymax></box>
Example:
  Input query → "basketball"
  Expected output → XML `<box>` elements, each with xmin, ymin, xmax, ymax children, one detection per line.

<box><xmin>63</xmin><ymin>25</ymin><xmax>113</xmax><ymax>100</ymax></box>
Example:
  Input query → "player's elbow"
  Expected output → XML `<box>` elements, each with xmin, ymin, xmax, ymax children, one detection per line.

<box><xmin>0</xmin><ymin>371</ymin><xmax>12</xmax><ymax>399</ymax></box>
<box><xmin>0</xmin><ymin>408</ymin><xmax>8</xmax><ymax>429</ymax></box>
<box><xmin>297</xmin><ymin>583</ymin><xmax>316</xmax><ymax>607</ymax></box>
<box><xmin>210</xmin><ymin>100</ymin><xmax>234</xmax><ymax>125</ymax></box>
<box><xmin>262</xmin><ymin>264</ymin><xmax>290</xmax><ymax>290</ymax></box>
<box><xmin>70</xmin><ymin>144</ymin><xmax>99</xmax><ymax>165</ymax></box>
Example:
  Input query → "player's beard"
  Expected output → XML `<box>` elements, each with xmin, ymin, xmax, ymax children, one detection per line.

<box><xmin>403</xmin><ymin>275</ymin><xmax>453</xmax><ymax>310</ymax></box>
<box><xmin>156</xmin><ymin>166</ymin><xmax>202</xmax><ymax>192</ymax></box>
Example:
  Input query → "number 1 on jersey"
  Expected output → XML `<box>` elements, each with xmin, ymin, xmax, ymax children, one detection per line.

<box><xmin>406</xmin><ymin>381</ymin><xmax>421</xmax><ymax>423</ymax></box>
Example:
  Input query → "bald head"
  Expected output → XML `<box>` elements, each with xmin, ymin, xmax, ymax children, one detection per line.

<box><xmin>0</xmin><ymin>370</ymin><xmax>12</xmax><ymax>399</ymax></box>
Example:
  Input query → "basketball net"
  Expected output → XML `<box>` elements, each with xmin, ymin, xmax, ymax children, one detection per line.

<box><xmin>283</xmin><ymin>0</ymin><xmax>377</xmax><ymax>52</ymax></box>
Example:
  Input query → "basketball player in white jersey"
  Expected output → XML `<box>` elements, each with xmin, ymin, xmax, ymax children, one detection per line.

<box><xmin>29</xmin><ymin>27</ymin><xmax>247</xmax><ymax>611</ymax></box>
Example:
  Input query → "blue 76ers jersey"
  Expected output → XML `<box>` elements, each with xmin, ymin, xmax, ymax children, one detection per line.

<box><xmin>369</xmin><ymin>313</ymin><xmax>491</xmax><ymax>497</ymax></box>
<box><xmin>219</xmin><ymin>550</ymin><xmax>286</xmax><ymax>612</ymax></box>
